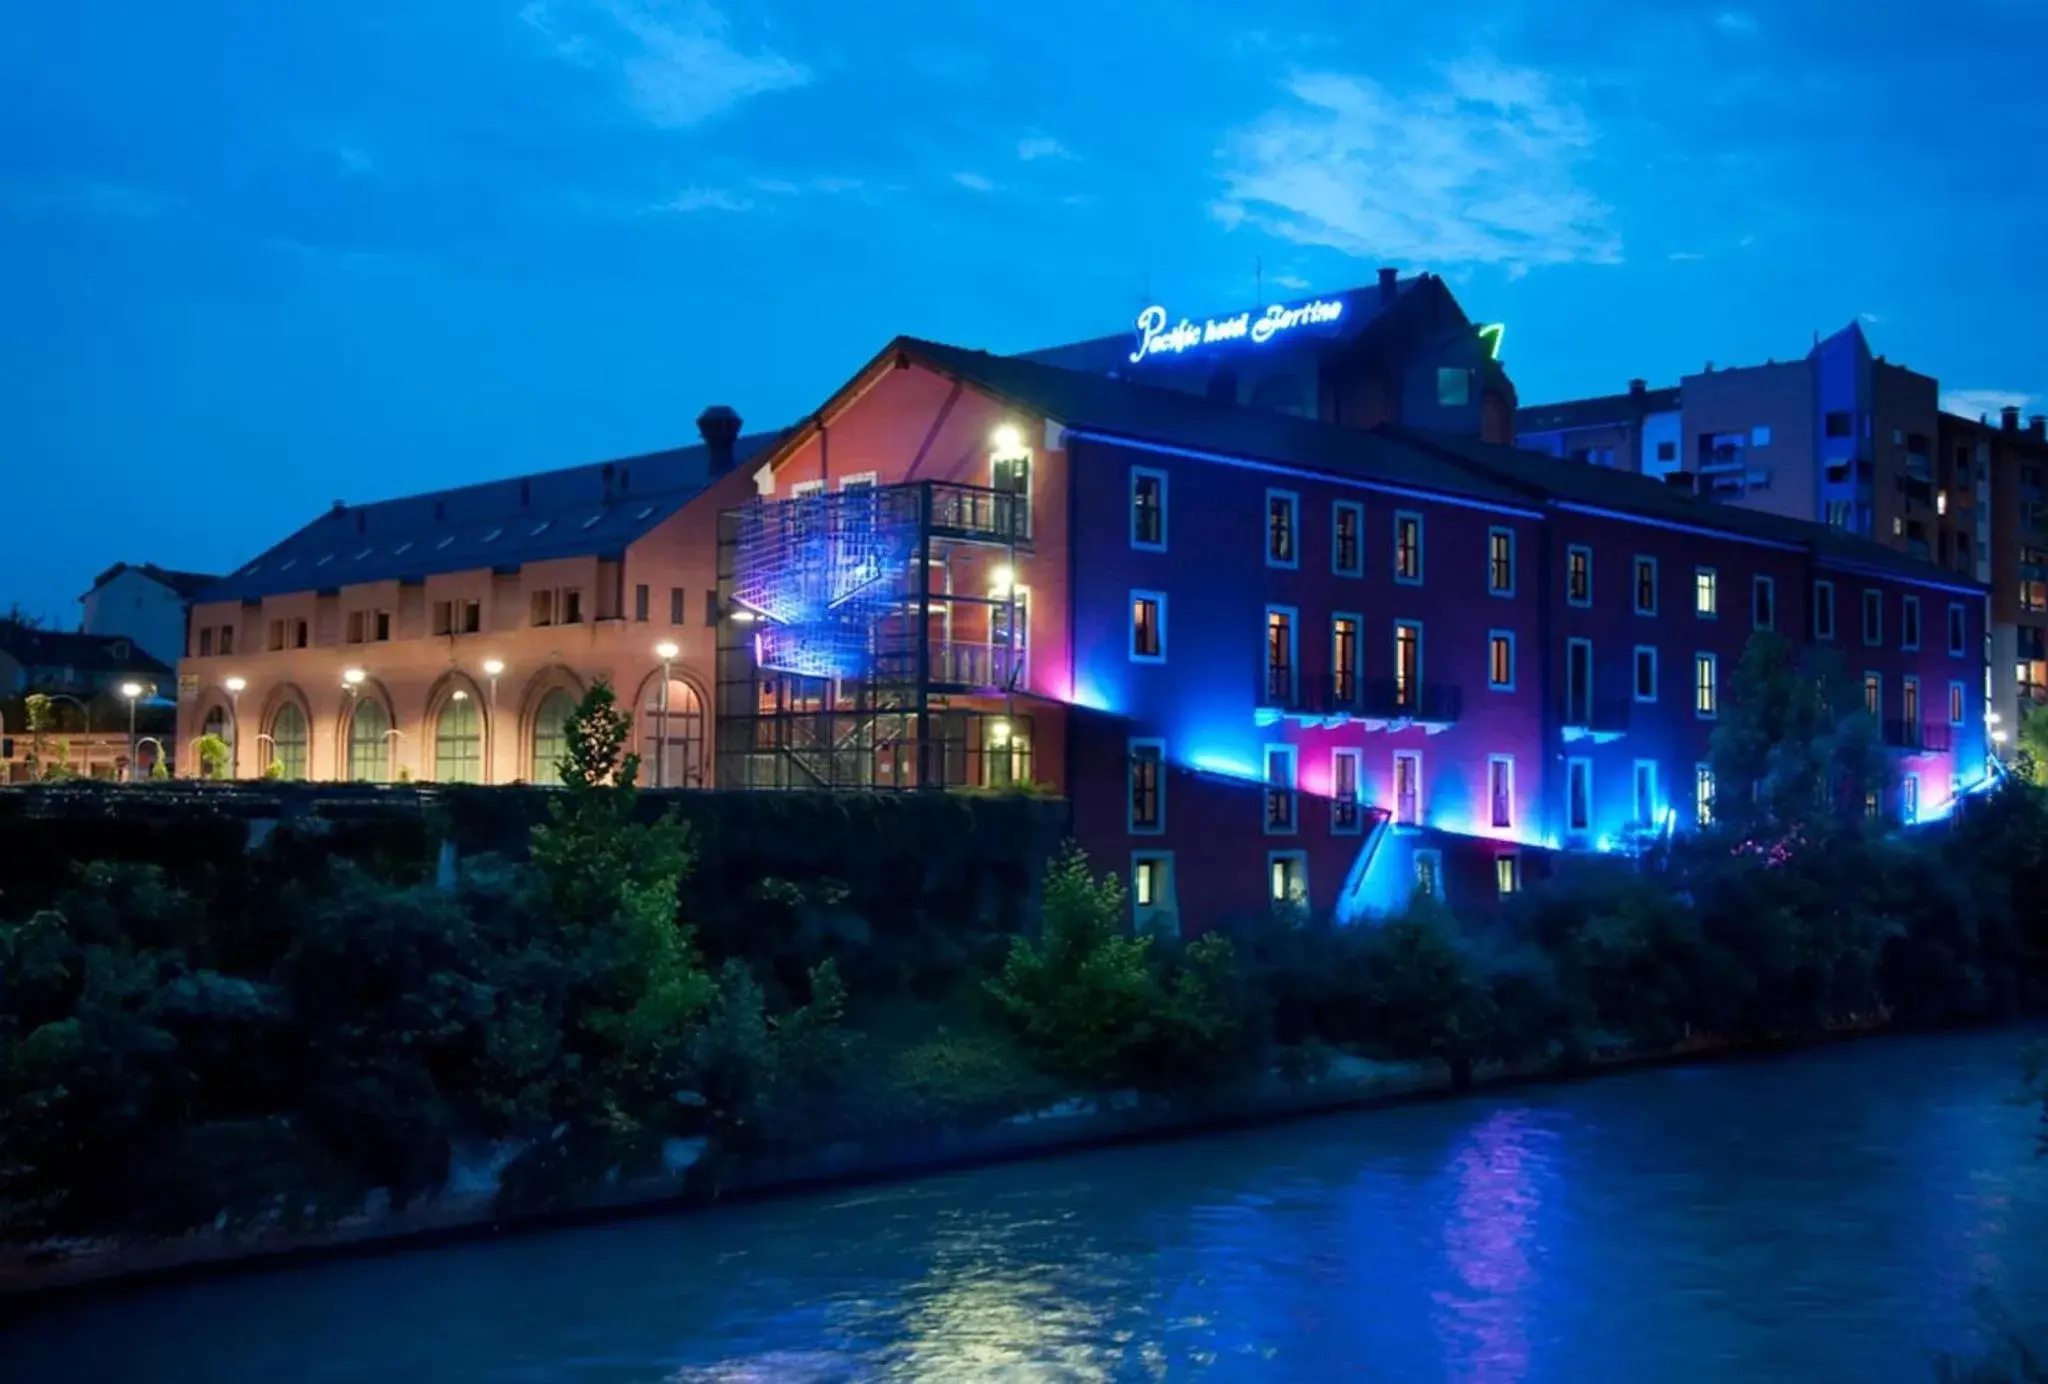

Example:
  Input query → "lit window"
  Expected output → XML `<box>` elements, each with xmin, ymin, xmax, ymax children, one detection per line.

<box><xmin>1394</xmin><ymin>622</ymin><xmax>1422</xmax><ymax>708</ymax></box>
<box><xmin>1333</xmin><ymin>616</ymin><xmax>1360</xmax><ymax>703</ymax></box>
<box><xmin>1266</xmin><ymin>490</ymin><xmax>1298</xmax><ymax>568</ymax></box>
<box><xmin>1864</xmin><ymin>671</ymin><xmax>1882</xmax><ymax>719</ymax></box>
<box><xmin>1332</xmin><ymin>749</ymin><xmax>1362</xmax><ymax>834</ymax></box>
<box><xmin>1128</xmin><ymin>741</ymin><xmax>1163</xmax><ymax>833</ymax></box>
<box><xmin>1133</xmin><ymin>854</ymin><xmax>1172</xmax><ymax>915</ymax></box>
<box><xmin>1695</xmin><ymin>652</ymin><xmax>1718</xmax><ymax>718</ymax></box>
<box><xmin>1487</xmin><ymin>528</ymin><xmax>1515</xmax><ymax>595</ymax></box>
<box><xmin>1567</xmin><ymin>546</ymin><xmax>1592</xmax><ymax>606</ymax></box>
<box><xmin>1633</xmin><ymin>556</ymin><xmax>1657</xmax><ymax>615</ymax></box>
<box><xmin>1394</xmin><ymin>512</ymin><xmax>1424</xmax><ymax>584</ymax></box>
<box><xmin>1488</xmin><ymin>631</ymin><xmax>1514</xmax><ymax>691</ymax></box>
<box><xmin>1393</xmin><ymin>750</ymin><xmax>1422</xmax><ymax>827</ymax></box>
<box><xmin>1903</xmin><ymin>776</ymin><xmax>1920</xmax><ymax>823</ymax></box>
<box><xmin>1269</xmin><ymin>851</ymin><xmax>1307</xmax><ymax>909</ymax></box>
<box><xmin>1695</xmin><ymin>567</ymin><xmax>1718</xmax><ymax>618</ymax></box>
<box><xmin>1495</xmin><ymin>853</ymin><xmax>1521</xmax><ymax>897</ymax></box>
<box><xmin>1264</xmin><ymin>607</ymin><xmax>1296</xmax><ymax>704</ymax></box>
<box><xmin>1696</xmin><ymin>765</ymin><xmax>1714</xmax><ymax>826</ymax></box>
<box><xmin>1950</xmin><ymin>682</ymin><xmax>1966</xmax><ymax>726</ymax></box>
<box><xmin>1414</xmin><ymin>849</ymin><xmax>1444</xmax><ymax>901</ymax></box>
<box><xmin>1130</xmin><ymin>591</ymin><xmax>1165</xmax><ymax>662</ymax></box>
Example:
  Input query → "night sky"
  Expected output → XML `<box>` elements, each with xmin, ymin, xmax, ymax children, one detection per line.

<box><xmin>5</xmin><ymin>0</ymin><xmax>2044</xmax><ymax>623</ymax></box>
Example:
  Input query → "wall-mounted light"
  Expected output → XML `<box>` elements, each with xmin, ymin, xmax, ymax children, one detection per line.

<box><xmin>989</xmin><ymin>564</ymin><xmax>1015</xmax><ymax>597</ymax></box>
<box><xmin>224</xmin><ymin>676</ymin><xmax>247</xmax><ymax>695</ymax></box>
<box><xmin>989</xmin><ymin>718</ymin><xmax>1011</xmax><ymax>746</ymax></box>
<box><xmin>342</xmin><ymin>668</ymin><xmax>366</xmax><ymax>689</ymax></box>
<box><xmin>482</xmin><ymin>658</ymin><xmax>505</xmax><ymax>679</ymax></box>
<box><xmin>991</xmin><ymin>423</ymin><xmax>1024</xmax><ymax>454</ymax></box>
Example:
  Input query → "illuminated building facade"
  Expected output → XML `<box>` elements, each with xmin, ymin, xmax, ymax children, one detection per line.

<box><xmin>722</xmin><ymin>328</ymin><xmax>1990</xmax><ymax>934</ymax></box>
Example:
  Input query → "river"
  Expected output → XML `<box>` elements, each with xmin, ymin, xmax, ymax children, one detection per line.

<box><xmin>5</xmin><ymin>1028</ymin><xmax>2046</xmax><ymax>1382</ymax></box>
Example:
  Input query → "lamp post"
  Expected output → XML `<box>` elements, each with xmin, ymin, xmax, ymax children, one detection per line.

<box><xmin>482</xmin><ymin>659</ymin><xmax>504</xmax><ymax>784</ymax></box>
<box><xmin>342</xmin><ymin>669</ymin><xmax>365</xmax><ymax>781</ymax></box>
<box><xmin>119</xmin><ymin>681</ymin><xmax>143</xmax><ymax>781</ymax></box>
<box><xmin>654</xmin><ymin>641</ymin><xmax>679</xmax><ymax>788</ymax></box>
<box><xmin>224</xmin><ymin>676</ymin><xmax>246</xmax><ymax>779</ymax></box>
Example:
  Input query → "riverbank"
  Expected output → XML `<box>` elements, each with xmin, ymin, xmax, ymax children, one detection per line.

<box><xmin>0</xmin><ymin>1022</ymin><xmax>1876</xmax><ymax>1304</ymax></box>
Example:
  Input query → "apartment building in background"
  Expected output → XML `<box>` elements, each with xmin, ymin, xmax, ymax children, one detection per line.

<box><xmin>79</xmin><ymin>562</ymin><xmax>220</xmax><ymax>666</ymax></box>
<box><xmin>1942</xmin><ymin>406</ymin><xmax>2048</xmax><ymax>725</ymax></box>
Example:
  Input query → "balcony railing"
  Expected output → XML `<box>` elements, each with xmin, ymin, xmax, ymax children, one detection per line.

<box><xmin>1360</xmin><ymin>678</ymin><xmax>1462</xmax><ymax>727</ymax></box>
<box><xmin>872</xmin><ymin>640</ymin><xmax>1024</xmax><ymax>692</ymax></box>
<box><xmin>925</xmin><ymin>483</ymin><xmax>1029</xmax><ymax>544</ymax></box>
<box><xmin>1254</xmin><ymin>670</ymin><xmax>1461</xmax><ymax>729</ymax></box>
<box><xmin>1561</xmin><ymin>694</ymin><xmax>1634</xmax><ymax>743</ymax></box>
<box><xmin>1883</xmin><ymin>718</ymin><xmax>1954</xmax><ymax>752</ymax></box>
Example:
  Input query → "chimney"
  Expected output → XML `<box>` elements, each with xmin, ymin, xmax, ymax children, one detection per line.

<box><xmin>1628</xmin><ymin>378</ymin><xmax>1647</xmax><ymax>398</ymax></box>
<box><xmin>1377</xmin><ymin>267</ymin><xmax>1398</xmax><ymax>307</ymax></box>
<box><xmin>2003</xmin><ymin>405</ymin><xmax>2022</xmax><ymax>432</ymax></box>
<box><xmin>601</xmin><ymin>462</ymin><xmax>616</xmax><ymax>501</ymax></box>
<box><xmin>698</xmin><ymin>404</ymin><xmax>743</xmax><ymax>475</ymax></box>
<box><xmin>2032</xmin><ymin>415</ymin><xmax>2047</xmax><ymax>442</ymax></box>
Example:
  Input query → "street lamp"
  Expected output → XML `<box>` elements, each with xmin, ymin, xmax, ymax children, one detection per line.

<box><xmin>653</xmin><ymin>641</ymin><xmax>679</xmax><ymax>788</ymax></box>
<box><xmin>224</xmin><ymin>676</ymin><xmax>246</xmax><ymax>779</ymax></box>
<box><xmin>482</xmin><ymin>659</ymin><xmax>504</xmax><ymax>784</ymax></box>
<box><xmin>342</xmin><ymin>668</ymin><xmax>366</xmax><ymax>691</ymax></box>
<box><xmin>120</xmin><ymin>681</ymin><xmax>143</xmax><ymax>782</ymax></box>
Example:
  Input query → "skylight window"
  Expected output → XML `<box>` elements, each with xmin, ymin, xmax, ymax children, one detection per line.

<box><xmin>437</xmin><ymin>536</ymin><xmax>455</xmax><ymax>550</ymax></box>
<box><xmin>581</xmin><ymin>513</ymin><xmax>603</xmax><ymax>529</ymax></box>
<box><xmin>280</xmin><ymin>558</ymin><xmax>298</xmax><ymax>571</ymax></box>
<box><xmin>315</xmin><ymin>554</ymin><xmax>333</xmax><ymax>567</ymax></box>
<box><xmin>394</xmin><ymin>541</ymin><xmax>413</xmax><ymax>555</ymax></box>
<box><xmin>636</xmin><ymin>506</ymin><xmax>655</xmax><ymax>520</ymax></box>
<box><xmin>354</xmin><ymin>548</ymin><xmax>372</xmax><ymax>560</ymax></box>
<box><xmin>531</xmin><ymin>519</ymin><xmax>552</xmax><ymax>536</ymax></box>
<box><xmin>481</xmin><ymin>527</ymin><xmax>503</xmax><ymax>542</ymax></box>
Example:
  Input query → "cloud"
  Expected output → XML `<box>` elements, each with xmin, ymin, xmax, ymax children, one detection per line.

<box><xmin>1272</xmin><ymin>273</ymin><xmax>1311</xmax><ymax>290</ymax></box>
<box><xmin>747</xmin><ymin>175</ymin><xmax>863</xmax><ymax>196</ymax></box>
<box><xmin>1668</xmin><ymin>250</ymin><xmax>1706</xmax><ymax>261</ymax></box>
<box><xmin>1714</xmin><ymin>11</ymin><xmax>1760</xmax><ymax>35</ymax></box>
<box><xmin>1859</xmin><ymin>311</ymin><xmax>1884</xmax><ymax>324</ymax></box>
<box><xmin>1016</xmin><ymin>134</ymin><xmax>1072</xmax><ymax>162</ymax></box>
<box><xmin>1213</xmin><ymin>58</ymin><xmax>1620</xmax><ymax>274</ymax></box>
<box><xmin>654</xmin><ymin>186</ymin><xmax>754</xmax><ymax>213</ymax></box>
<box><xmin>952</xmin><ymin>171</ymin><xmax>997</xmax><ymax>192</ymax></box>
<box><xmin>1942</xmin><ymin>388</ymin><xmax>2036</xmax><ymax>420</ymax></box>
<box><xmin>522</xmin><ymin>0</ymin><xmax>809</xmax><ymax>128</ymax></box>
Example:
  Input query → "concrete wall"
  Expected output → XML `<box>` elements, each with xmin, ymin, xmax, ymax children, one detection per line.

<box><xmin>81</xmin><ymin>569</ymin><xmax>190</xmax><ymax>666</ymax></box>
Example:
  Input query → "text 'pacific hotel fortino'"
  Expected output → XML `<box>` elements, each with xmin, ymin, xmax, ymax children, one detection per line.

<box><xmin>181</xmin><ymin>269</ymin><xmax>1992</xmax><ymax>934</ymax></box>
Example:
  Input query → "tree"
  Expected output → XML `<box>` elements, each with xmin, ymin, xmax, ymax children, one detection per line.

<box><xmin>1</xmin><ymin>603</ymin><xmax>45</xmax><ymax>631</ymax></box>
<box><xmin>1708</xmin><ymin>632</ymin><xmax>1890</xmax><ymax>842</ymax></box>
<box><xmin>193</xmin><ymin>734</ymin><xmax>231</xmax><ymax>781</ymax></box>
<box><xmin>2018</xmin><ymin>703</ymin><xmax>2048</xmax><ymax>786</ymax></box>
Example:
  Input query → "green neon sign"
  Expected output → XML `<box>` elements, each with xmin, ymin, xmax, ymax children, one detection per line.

<box><xmin>1478</xmin><ymin>323</ymin><xmax>1506</xmax><ymax>360</ymax></box>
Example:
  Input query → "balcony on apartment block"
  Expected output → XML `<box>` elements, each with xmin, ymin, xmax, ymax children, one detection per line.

<box><xmin>1255</xmin><ymin>668</ymin><xmax>1462</xmax><ymax>733</ymax></box>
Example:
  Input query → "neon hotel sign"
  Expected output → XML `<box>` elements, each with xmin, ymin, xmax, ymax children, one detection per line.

<box><xmin>1128</xmin><ymin>297</ymin><xmax>1345</xmax><ymax>365</ymax></box>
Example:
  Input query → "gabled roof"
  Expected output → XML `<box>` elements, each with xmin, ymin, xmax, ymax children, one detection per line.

<box><xmin>892</xmin><ymin>337</ymin><xmax>1534</xmax><ymax>509</ymax></box>
<box><xmin>1391</xmin><ymin>429</ymin><xmax>1985</xmax><ymax>594</ymax></box>
<box><xmin>82</xmin><ymin>562</ymin><xmax>222</xmax><ymax>602</ymax></box>
<box><xmin>198</xmin><ymin>432</ymin><xmax>783</xmax><ymax>605</ymax></box>
<box><xmin>1516</xmin><ymin>385</ymin><xmax>1681</xmax><ymax>434</ymax></box>
<box><xmin>0</xmin><ymin>623</ymin><xmax>174</xmax><ymax>677</ymax></box>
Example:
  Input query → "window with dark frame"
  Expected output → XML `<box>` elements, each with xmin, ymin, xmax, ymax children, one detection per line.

<box><xmin>1567</xmin><ymin>546</ymin><xmax>1591</xmax><ymax>605</ymax></box>
<box><xmin>1267</xmin><ymin>492</ymin><xmax>1296</xmax><ymax>566</ymax></box>
<box><xmin>1131</xmin><ymin>594</ymin><xmax>1163</xmax><ymax>659</ymax></box>
<box><xmin>1132</xmin><ymin>470</ymin><xmax>1164</xmax><ymax>548</ymax></box>
<box><xmin>1129</xmin><ymin>743</ymin><xmax>1162</xmax><ymax>831</ymax></box>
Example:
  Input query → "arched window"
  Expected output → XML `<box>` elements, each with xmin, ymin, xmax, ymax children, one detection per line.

<box><xmin>270</xmin><ymin>703</ymin><xmax>308</xmax><ymax>780</ymax></box>
<box><xmin>531</xmin><ymin>689</ymin><xmax>575</xmax><ymax>785</ymax></box>
<box><xmin>434</xmin><ymin>693</ymin><xmax>482</xmax><ymax>784</ymax></box>
<box><xmin>642</xmin><ymin>677</ymin><xmax>705</xmax><ymax>788</ymax></box>
<box><xmin>348</xmin><ymin>698</ymin><xmax>391</xmax><ymax>782</ymax></box>
<box><xmin>202</xmin><ymin>706</ymin><xmax>228</xmax><ymax>741</ymax></box>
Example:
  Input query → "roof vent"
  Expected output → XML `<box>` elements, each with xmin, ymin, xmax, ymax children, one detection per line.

<box><xmin>518</xmin><ymin>478</ymin><xmax>532</xmax><ymax>507</ymax></box>
<box><xmin>1377</xmin><ymin>266</ymin><xmax>1398</xmax><ymax>307</ymax></box>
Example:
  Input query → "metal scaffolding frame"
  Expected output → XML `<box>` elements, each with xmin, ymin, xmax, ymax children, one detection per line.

<box><xmin>715</xmin><ymin>480</ymin><xmax>1034</xmax><ymax>790</ymax></box>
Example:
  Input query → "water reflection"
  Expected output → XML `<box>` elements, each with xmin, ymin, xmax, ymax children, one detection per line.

<box><xmin>4</xmin><ymin>1029</ymin><xmax>2045</xmax><ymax>1384</ymax></box>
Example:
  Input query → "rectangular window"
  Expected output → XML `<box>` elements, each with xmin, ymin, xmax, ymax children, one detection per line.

<box><xmin>634</xmin><ymin>584</ymin><xmax>650</xmax><ymax>622</ymax></box>
<box><xmin>1332</xmin><ymin>501</ymin><xmax>1363</xmax><ymax>577</ymax></box>
<box><xmin>530</xmin><ymin>590</ymin><xmax>554</xmax><ymax>628</ymax></box>
<box><xmin>1949</xmin><ymin>602</ymin><xmax>1966</xmax><ymax>657</ymax></box>
<box><xmin>1567</xmin><ymin>757</ymin><xmax>1592</xmax><ymax>833</ymax></box>
<box><xmin>1413</xmin><ymin>849</ymin><xmax>1444</xmax><ymax>902</ymax></box>
<box><xmin>1128</xmin><ymin>740</ymin><xmax>1163</xmax><ymax>834</ymax></box>
<box><xmin>1566</xmin><ymin>545</ymin><xmax>1592</xmax><ymax>607</ymax></box>
<box><xmin>1903</xmin><ymin>677</ymin><xmax>1920</xmax><ymax>737</ymax></box>
<box><xmin>1332</xmin><ymin>615</ymin><xmax>1360</xmax><ymax>703</ymax></box>
<box><xmin>1393</xmin><ymin>749</ymin><xmax>1422</xmax><ymax>827</ymax></box>
<box><xmin>1901</xmin><ymin>595</ymin><xmax>1921</xmax><ymax>651</ymax></box>
<box><xmin>1130</xmin><ymin>591</ymin><xmax>1165</xmax><ymax>662</ymax></box>
<box><xmin>1634</xmin><ymin>645</ymin><xmax>1658</xmax><ymax>702</ymax></box>
<box><xmin>1695</xmin><ymin>567</ymin><xmax>1718</xmax><ymax>618</ymax></box>
<box><xmin>1753</xmin><ymin>576</ymin><xmax>1775</xmax><ymax>631</ymax></box>
<box><xmin>267</xmin><ymin>619</ymin><xmax>285</xmax><ymax>652</ymax></box>
<box><xmin>1131</xmin><ymin>468</ymin><xmax>1167</xmax><ymax>550</ymax></box>
<box><xmin>670</xmin><ymin>587</ymin><xmax>686</xmax><ymax>625</ymax></box>
<box><xmin>1264</xmin><ymin>744</ymin><xmax>1298</xmax><ymax>834</ymax></box>
<box><xmin>1488</xmin><ymin>631</ymin><xmax>1515</xmax><ymax>691</ymax></box>
<box><xmin>1826</xmin><ymin>410</ymin><xmax>1853</xmax><ymax>438</ymax></box>
<box><xmin>1488</xmin><ymin>755</ymin><xmax>1514</xmax><ymax>830</ymax></box>
<box><xmin>1864</xmin><ymin>671</ymin><xmax>1882</xmax><ymax>719</ymax></box>
<box><xmin>1814</xmin><ymin>581</ymin><xmax>1836</xmax><ymax>640</ymax></box>
<box><xmin>1394</xmin><ymin>621</ymin><xmax>1422</xmax><ymax>708</ymax></box>
<box><xmin>294</xmin><ymin>620</ymin><xmax>309</xmax><ymax>649</ymax></box>
<box><xmin>346</xmin><ymin>610</ymin><xmax>366</xmax><ymax>644</ymax></box>
<box><xmin>1865</xmin><ymin>791</ymin><xmax>1882</xmax><ymax>821</ymax></box>
<box><xmin>1394</xmin><ymin>511</ymin><xmax>1424</xmax><ymax>584</ymax></box>
<box><xmin>431</xmin><ymin>600</ymin><xmax>453</xmax><ymax>636</ymax></box>
<box><xmin>1332</xmin><ymin>748</ymin><xmax>1362</xmax><ymax>834</ymax></box>
<box><xmin>374</xmin><ymin>610</ymin><xmax>392</xmax><ymax>642</ymax></box>
<box><xmin>460</xmin><ymin>600</ymin><xmax>480</xmax><ymax>634</ymax></box>
<box><xmin>1264</xmin><ymin>607</ymin><xmax>1296</xmax><ymax>703</ymax></box>
<box><xmin>1633</xmin><ymin>760</ymin><xmax>1657</xmax><ymax>826</ymax></box>
<box><xmin>1266</xmin><ymin>489</ymin><xmax>1298</xmax><ymax>568</ymax></box>
<box><xmin>1903</xmin><ymin>775</ymin><xmax>1920</xmax><ymax>823</ymax></box>
<box><xmin>199</xmin><ymin>627</ymin><xmax>214</xmax><ymax>657</ymax></box>
<box><xmin>1566</xmin><ymin>637</ymin><xmax>1593</xmax><ymax>725</ymax></box>
<box><xmin>1487</xmin><ymin>528</ymin><xmax>1515</xmax><ymax>596</ymax></box>
<box><xmin>1633</xmin><ymin>556</ymin><xmax>1658</xmax><ymax>615</ymax></box>
<box><xmin>1437</xmin><ymin>366</ymin><xmax>1471</xmax><ymax>407</ymax></box>
<box><xmin>1862</xmin><ymin>589</ymin><xmax>1882</xmax><ymax>645</ymax></box>
<box><xmin>1269</xmin><ymin>851</ymin><xmax>1307</xmax><ymax>909</ymax></box>
<box><xmin>1696</xmin><ymin>764</ymin><xmax>1715</xmax><ymax>826</ymax></box>
<box><xmin>220</xmin><ymin>625</ymin><xmax>234</xmax><ymax>655</ymax></box>
<box><xmin>1496</xmin><ymin>853</ymin><xmax>1521</xmax><ymax>898</ymax></box>
<box><xmin>1695</xmin><ymin>652</ymin><xmax>1718</xmax><ymax>718</ymax></box>
<box><xmin>1950</xmin><ymin>681</ymin><xmax>1966</xmax><ymax>726</ymax></box>
<box><xmin>560</xmin><ymin>590</ymin><xmax>582</xmax><ymax>626</ymax></box>
<box><xmin>1132</xmin><ymin>853</ymin><xmax>1173</xmax><ymax>915</ymax></box>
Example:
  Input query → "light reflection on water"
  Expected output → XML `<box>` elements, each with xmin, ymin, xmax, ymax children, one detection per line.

<box><xmin>5</xmin><ymin>1028</ymin><xmax>2046</xmax><ymax>1384</ymax></box>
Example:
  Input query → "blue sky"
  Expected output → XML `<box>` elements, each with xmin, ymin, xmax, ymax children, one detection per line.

<box><xmin>5</xmin><ymin>0</ymin><xmax>2046</xmax><ymax>622</ymax></box>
